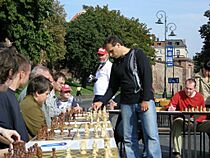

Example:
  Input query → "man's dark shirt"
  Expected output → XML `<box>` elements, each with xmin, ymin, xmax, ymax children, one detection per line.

<box><xmin>0</xmin><ymin>88</ymin><xmax>29</xmax><ymax>148</ymax></box>
<box><xmin>101</xmin><ymin>48</ymin><xmax>154</xmax><ymax>104</ymax></box>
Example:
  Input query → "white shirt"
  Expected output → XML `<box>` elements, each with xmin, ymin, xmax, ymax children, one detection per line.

<box><xmin>94</xmin><ymin>60</ymin><xmax>112</xmax><ymax>96</ymax></box>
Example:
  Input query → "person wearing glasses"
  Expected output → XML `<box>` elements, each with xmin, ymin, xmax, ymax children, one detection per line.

<box><xmin>92</xmin><ymin>35</ymin><xmax>161</xmax><ymax>158</ymax></box>
<box><xmin>20</xmin><ymin>75</ymin><xmax>53</xmax><ymax>139</ymax></box>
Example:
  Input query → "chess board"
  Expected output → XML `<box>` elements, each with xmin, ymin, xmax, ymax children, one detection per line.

<box><xmin>41</xmin><ymin>148</ymin><xmax>119</xmax><ymax>158</ymax></box>
<box><xmin>26</xmin><ymin>110</ymin><xmax>119</xmax><ymax>157</ymax></box>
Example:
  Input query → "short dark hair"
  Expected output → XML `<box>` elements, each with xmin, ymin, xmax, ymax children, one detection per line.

<box><xmin>0</xmin><ymin>46</ymin><xmax>19</xmax><ymax>84</ymax></box>
<box><xmin>27</xmin><ymin>75</ymin><xmax>53</xmax><ymax>95</ymax></box>
<box><xmin>185</xmin><ymin>78</ymin><xmax>196</xmax><ymax>88</ymax></box>
<box><xmin>16</xmin><ymin>53</ymin><xmax>31</xmax><ymax>72</ymax></box>
<box><xmin>53</xmin><ymin>72</ymin><xmax>66</xmax><ymax>82</ymax></box>
<box><xmin>103</xmin><ymin>35</ymin><xmax>124</xmax><ymax>47</ymax></box>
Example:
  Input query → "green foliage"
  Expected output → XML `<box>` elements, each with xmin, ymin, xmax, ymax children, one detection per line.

<box><xmin>194</xmin><ymin>9</ymin><xmax>210</xmax><ymax>72</ymax></box>
<box><xmin>64</xmin><ymin>5</ymin><xmax>155</xmax><ymax>85</ymax></box>
<box><xmin>0</xmin><ymin>0</ymin><xmax>66</xmax><ymax>67</ymax></box>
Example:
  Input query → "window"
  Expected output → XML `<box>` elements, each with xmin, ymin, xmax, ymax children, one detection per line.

<box><xmin>176</xmin><ymin>50</ymin><xmax>180</xmax><ymax>57</ymax></box>
<box><xmin>175</xmin><ymin>42</ymin><xmax>180</xmax><ymax>45</ymax></box>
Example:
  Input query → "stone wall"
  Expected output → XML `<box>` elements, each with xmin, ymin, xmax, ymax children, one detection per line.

<box><xmin>152</xmin><ymin>58</ymin><xmax>194</xmax><ymax>95</ymax></box>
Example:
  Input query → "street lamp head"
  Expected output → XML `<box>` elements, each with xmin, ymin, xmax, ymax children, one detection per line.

<box><xmin>168</xmin><ymin>31</ymin><xmax>176</xmax><ymax>36</ymax></box>
<box><xmin>155</xmin><ymin>19</ymin><xmax>164</xmax><ymax>24</ymax></box>
<box><xmin>167</xmin><ymin>23</ymin><xmax>177</xmax><ymax>36</ymax></box>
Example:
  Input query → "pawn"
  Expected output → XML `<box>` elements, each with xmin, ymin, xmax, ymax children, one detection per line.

<box><xmin>65</xmin><ymin>147</ymin><xmax>71</xmax><ymax>158</ymax></box>
<box><xmin>51</xmin><ymin>148</ymin><xmax>57</xmax><ymax>158</ymax></box>
<box><xmin>80</xmin><ymin>140</ymin><xmax>87</xmax><ymax>155</ymax></box>
<box><xmin>94</xmin><ymin>126</ymin><xmax>99</xmax><ymax>138</ymax></box>
<box><xmin>104</xmin><ymin>148</ymin><xmax>109</xmax><ymax>158</ymax></box>
<box><xmin>36</xmin><ymin>146</ymin><xmax>43</xmax><ymax>158</ymax></box>
<box><xmin>200</xmin><ymin>107</ymin><xmax>203</xmax><ymax>112</ymax></box>
<box><xmin>92</xmin><ymin>140</ymin><xmax>98</xmax><ymax>154</ymax></box>
<box><xmin>76</xmin><ymin>129</ymin><xmax>80</xmax><ymax>139</ymax></box>
<box><xmin>74</xmin><ymin>121</ymin><xmax>77</xmax><ymax>128</ymax></box>
<box><xmin>195</xmin><ymin>107</ymin><xmax>199</xmax><ymax>112</ymax></box>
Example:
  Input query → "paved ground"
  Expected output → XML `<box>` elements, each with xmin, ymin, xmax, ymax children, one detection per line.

<box><xmin>80</xmin><ymin>96</ymin><xmax>209</xmax><ymax>158</ymax></box>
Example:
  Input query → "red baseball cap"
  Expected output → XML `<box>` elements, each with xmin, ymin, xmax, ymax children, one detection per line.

<box><xmin>61</xmin><ymin>84</ymin><xmax>72</xmax><ymax>92</ymax></box>
<box><xmin>97</xmin><ymin>48</ymin><xmax>108</xmax><ymax>55</ymax></box>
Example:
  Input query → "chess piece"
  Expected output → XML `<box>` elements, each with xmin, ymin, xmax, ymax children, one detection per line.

<box><xmin>94</xmin><ymin>126</ymin><xmax>99</xmax><ymax>138</ymax></box>
<box><xmin>92</xmin><ymin>140</ymin><xmax>98</xmax><ymax>153</ymax></box>
<box><xmin>51</xmin><ymin>148</ymin><xmax>57</xmax><ymax>158</ymax></box>
<box><xmin>195</xmin><ymin>107</ymin><xmax>199</xmax><ymax>112</ymax></box>
<box><xmin>76</xmin><ymin>129</ymin><xmax>80</xmax><ymax>139</ymax></box>
<box><xmin>68</xmin><ymin>129</ymin><xmax>71</xmax><ymax>137</ymax></box>
<box><xmin>84</xmin><ymin>123</ymin><xmax>89</xmax><ymax>138</ymax></box>
<box><xmin>104</xmin><ymin>147</ymin><xmax>109</xmax><ymax>158</ymax></box>
<box><xmin>80</xmin><ymin>140</ymin><xmax>87</xmax><ymax>155</ymax></box>
<box><xmin>60</xmin><ymin>124</ymin><xmax>64</xmax><ymax>135</ymax></box>
<box><xmin>104</xmin><ymin>136</ymin><xmax>112</xmax><ymax>157</ymax></box>
<box><xmin>101</xmin><ymin>127</ymin><xmax>106</xmax><ymax>138</ymax></box>
<box><xmin>36</xmin><ymin>146</ymin><xmax>42</xmax><ymax>158</ymax></box>
<box><xmin>65</xmin><ymin>147</ymin><xmax>71</xmax><ymax>158</ymax></box>
<box><xmin>74</xmin><ymin>121</ymin><xmax>78</xmax><ymax>128</ymax></box>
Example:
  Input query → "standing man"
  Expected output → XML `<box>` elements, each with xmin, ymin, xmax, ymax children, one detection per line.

<box><xmin>93</xmin><ymin>35</ymin><xmax>161</xmax><ymax>158</ymax></box>
<box><xmin>92</xmin><ymin>48</ymin><xmax>112</xmax><ymax>102</ymax></box>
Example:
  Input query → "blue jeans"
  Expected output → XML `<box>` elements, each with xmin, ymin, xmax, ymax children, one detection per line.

<box><xmin>121</xmin><ymin>100</ymin><xmax>162</xmax><ymax>158</ymax></box>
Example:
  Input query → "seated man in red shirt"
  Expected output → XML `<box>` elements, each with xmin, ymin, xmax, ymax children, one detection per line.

<box><xmin>168</xmin><ymin>78</ymin><xmax>210</xmax><ymax>158</ymax></box>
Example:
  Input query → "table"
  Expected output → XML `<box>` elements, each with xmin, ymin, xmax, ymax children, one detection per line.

<box><xmin>25</xmin><ymin>113</ymin><xmax>119</xmax><ymax>158</ymax></box>
<box><xmin>109</xmin><ymin>109</ymin><xmax>210</xmax><ymax>158</ymax></box>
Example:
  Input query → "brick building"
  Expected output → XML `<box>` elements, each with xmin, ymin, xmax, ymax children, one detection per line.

<box><xmin>152</xmin><ymin>39</ymin><xmax>194</xmax><ymax>96</ymax></box>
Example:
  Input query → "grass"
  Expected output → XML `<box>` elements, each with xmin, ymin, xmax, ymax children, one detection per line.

<box><xmin>66</xmin><ymin>82</ymin><xmax>94</xmax><ymax>96</ymax></box>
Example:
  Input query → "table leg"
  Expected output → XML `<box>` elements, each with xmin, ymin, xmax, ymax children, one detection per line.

<box><xmin>188</xmin><ymin>115</ymin><xmax>191</xmax><ymax>158</ymax></box>
<box><xmin>169</xmin><ymin>115</ymin><xmax>172</xmax><ymax>158</ymax></box>
<box><xmin>194</xmin><ymin>120</ymin><xmax>197</xmax><ymax>158</ymax></box>
<box><xmin>183</xmin><ymin>115</ymin><xmax>186</xmax><ymax>157</ymax></box>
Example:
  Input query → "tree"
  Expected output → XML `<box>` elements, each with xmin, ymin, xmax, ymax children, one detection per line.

<box><xmin>65</xmin><ymin>5</ymin><xmax>154</xmax><ymax>87</ymax></box>
<box><xmin>0</xmin><ymin>0</ymin><xmax>66</xmax><ymax>66</ymax></box>
<box><xmin>193</xmin><ymin>9</ymin><xmax>210</xmax><ymax>72</ymax></box>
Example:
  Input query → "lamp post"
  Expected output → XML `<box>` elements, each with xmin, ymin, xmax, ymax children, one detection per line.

<box><xmin>155</xmin><ymin>10</ymin><xmax>177</xmax><ymax>98</ymax></box>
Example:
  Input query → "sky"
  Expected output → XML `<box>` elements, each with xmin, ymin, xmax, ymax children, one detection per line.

<box><xmin>59</xmin><ymin>0</ymin><xmax>209</xmax><ymax>58</ymax></box>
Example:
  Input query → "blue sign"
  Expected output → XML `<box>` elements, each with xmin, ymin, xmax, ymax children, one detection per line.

<box><xmin>166</xmin><ymin>45</ymin><xmax>174</xmax><ymax>67</ymax></box>
<box><xmin>168</xmin><ymin>77</ymin><xmax>179</xmax><ymax>83</ymax></box>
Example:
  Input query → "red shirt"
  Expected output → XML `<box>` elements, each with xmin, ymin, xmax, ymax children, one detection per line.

<box><xmin>169</xmin><ymin>90</ymin><xmax>206</xmax><ymax>122</ymax></box>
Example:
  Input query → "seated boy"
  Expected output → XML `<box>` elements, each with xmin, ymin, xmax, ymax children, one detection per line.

<box><xmin>55</xmin><ymin>84</ymin><xmax>82</xmax><ymax>115</ymax></box>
